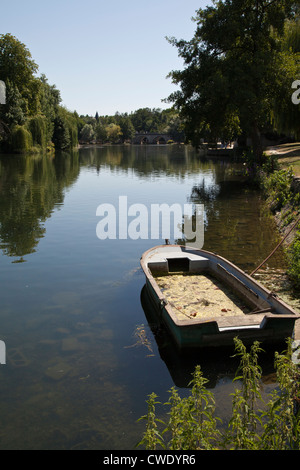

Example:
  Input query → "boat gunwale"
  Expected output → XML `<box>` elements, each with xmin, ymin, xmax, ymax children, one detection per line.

<box><xmin>140</xmin><ymin>245</ymin><xmax>300</xmax><ymax>329</ymax></box>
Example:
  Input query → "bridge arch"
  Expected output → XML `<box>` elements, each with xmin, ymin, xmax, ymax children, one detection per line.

<box><xmin>133</xmin><ymin>133</ymin><xmax>172</xmax><ymax>144</ymax></box>
<box><xmin>152</xmin><ymin>136</ymin><xmax>167</xmax><ymax>144</ymax></box>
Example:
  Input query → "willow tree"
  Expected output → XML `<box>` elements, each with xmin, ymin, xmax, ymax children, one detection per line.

<box><xmin>166</xmin><ymin>0</ymin><xmax>297</xmax><ymax>162</ymax></box>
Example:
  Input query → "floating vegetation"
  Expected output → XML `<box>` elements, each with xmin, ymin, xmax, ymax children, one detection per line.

<box><xmin>125</xmin><ymin>324</ymin><xmax>154</xmax><ymax>356</ymax></box>
<box><xmin>155</xmin><ymin>273</ymin><xmax>250</xmax><ymax>320</ymax></box>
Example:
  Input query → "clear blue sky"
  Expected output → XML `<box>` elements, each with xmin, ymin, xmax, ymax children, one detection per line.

<box><xmin>1</xmin><ymin>0</ymin><xmax>211</xmax><ymax>116</ymax></box>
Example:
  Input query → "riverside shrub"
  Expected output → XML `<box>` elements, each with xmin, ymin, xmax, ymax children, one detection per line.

<box><xmin>138</xmin><ymin>338</ymin><xmax>300</xmax><ymax>450</ymax></box>
<box><xmin>10</xmin><ymin>124</ymin><xmax>32</xmax><ymax>153</ymax></box>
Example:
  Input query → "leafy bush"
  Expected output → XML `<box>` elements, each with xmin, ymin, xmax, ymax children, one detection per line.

<box><xmin>287</xmin><ymin>232</ymin><xmax>300</xmax><ymax>289</ymax></box>
<box><xmin>138</xmin><ymin>338</ymin><xmax>300</xmax><ymax>450</ymax></box>
<box><xmin>239</xmin><ymin>151</ymin><xmax>279</xmax><ymax>182</ymax></box>
<box><xmin>258</xmin><ymin>166</ymin><xmax>300</xmax><ymax>288</ymax></box>
<box><xmin>10</xmin><ymin>124</ymin><xmax>32</xmax><ymax>153</ymax></box>
<box><xmin>260</xmin><ymin>167</ymin><xmax>294</xmax><ymax>212</ymax></box>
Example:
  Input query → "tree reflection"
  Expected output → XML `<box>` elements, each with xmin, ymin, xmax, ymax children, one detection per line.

<box><xmin>0</xmin><ymin>151</ymin><xmax>79</xmax><ymax>260</ymax></box>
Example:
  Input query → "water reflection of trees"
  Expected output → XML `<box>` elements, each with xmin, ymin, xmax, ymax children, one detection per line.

<box><xmin>78</xmin><ymin>145</ymin><xmax>211</xmax><ymax>178</ymax></box>
<box><xmin>188</xmin><ymin>179</ymin><xmax>286</xmax><ymax>272</ymax></box>
<box><xmin>0</xmin><ymin>151</ymin><xmax>79</xmax><ymax>260</ymax></box>
<box><xmin>0</xmin><ymin>145</ymin><xmax>283</xmax><ymax>271</ymax></box>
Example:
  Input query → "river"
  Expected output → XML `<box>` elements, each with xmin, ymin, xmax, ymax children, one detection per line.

<box><xmin>0</xmin><ymin>145</ymin><xmax>291</xmax><ymax>449</ymax></box>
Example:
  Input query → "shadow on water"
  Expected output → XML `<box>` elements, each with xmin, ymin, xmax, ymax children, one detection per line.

<box><xmin>140</xmin><ymin>284</ymin><xmax>286</xmax><ymax>391</ymax></box>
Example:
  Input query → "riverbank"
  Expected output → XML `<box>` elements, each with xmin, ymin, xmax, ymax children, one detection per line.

<box><xmin>265</xmin><ymin>142</ymin><xmax>300</xmax><ymax>176</ymax></box>
<box><xmin>258</xmin><ymin>143</ymin><xmax>300</xmax><ymax>338</ymax></box>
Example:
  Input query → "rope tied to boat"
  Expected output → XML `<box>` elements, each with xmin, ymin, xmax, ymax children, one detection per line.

<box><xmin>250</xmin><ymin>213</ymin><xmax>300</xmax><ymax>277</ymax></box>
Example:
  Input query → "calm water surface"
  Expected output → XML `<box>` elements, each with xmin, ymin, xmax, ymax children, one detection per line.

<box><xmin>0</xmin><ymin>145</ymin><xmax>288</xmax><ymax>449</ymax></box>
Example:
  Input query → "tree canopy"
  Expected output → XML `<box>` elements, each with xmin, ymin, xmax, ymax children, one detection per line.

<box><xmin>1</xmin><ymin>17</ymin><xmax>298</xmax><ymax>155</ymax></box>
<box><xmin>0</xmin><ymin>33</ymin><xmax>78</xmax><ymax>152</ymax></box>
<box><xmin>0</xmin><ymin>33</ymin><xmax>38</xmax><ymax>95</ymax></box>
<box><xmin>166</xmin><ymin>0</ymin><xmax>300</xmax><ymax>160</ymax></box>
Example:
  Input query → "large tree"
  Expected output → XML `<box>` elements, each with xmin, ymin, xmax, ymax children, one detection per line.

<box><xmin>0</xmin><ymin>34</ymin><xmax>79</xmax><ymax>152</ymax></box>
<box><xmin>0</xmin><ymin>34</ymin><xmax>39</xmax><ymax>112</ymax></box>
<box><xmin>167</xmin><ymin>0</ymin><xmax>297</xmax><ymax>161</ymax></box>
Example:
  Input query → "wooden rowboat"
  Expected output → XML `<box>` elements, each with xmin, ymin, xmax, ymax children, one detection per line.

<box><xmin>140</xmin><ymin>245</ymin><xmax>300</xmax><ymax>349</ymax></box>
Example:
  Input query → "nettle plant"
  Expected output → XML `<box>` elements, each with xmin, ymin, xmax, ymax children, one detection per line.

<box><xmin>138</xmin><ymin>338</ymin><xmax>300</xmax><ymax>450</ymax></box>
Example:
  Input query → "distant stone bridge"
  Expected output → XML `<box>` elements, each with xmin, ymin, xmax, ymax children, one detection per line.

<box><xmin>132</xmin><ymin>133</ymin><xmax>172</xmax><ymax>144</ymax></box>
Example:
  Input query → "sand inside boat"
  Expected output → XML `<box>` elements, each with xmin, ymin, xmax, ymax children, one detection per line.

<box><xmin>155</xmin><ymin>273</ymin><xmax>251</xmax><ymax>321</ymax></box>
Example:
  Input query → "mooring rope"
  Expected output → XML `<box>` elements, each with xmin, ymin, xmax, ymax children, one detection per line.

<box><xmin>250</xmin><ymin>214</ymin><xmax>300</xmax><ymax>277</ymax></box>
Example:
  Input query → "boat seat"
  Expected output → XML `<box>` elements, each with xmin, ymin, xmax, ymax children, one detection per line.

<box><xmin>148</xmin><ymin>254</ymin><xmax>209</xmax><ymax>274</ymax></box>
<box><xmin>189</xmin><ymin>256</ymin><xmax>209</xmax><ymax>272</ymax></box>
<box><xmin>148</xmin><ymin>260</ymin><xmax>169</xmax><ymax>274</ymax></box>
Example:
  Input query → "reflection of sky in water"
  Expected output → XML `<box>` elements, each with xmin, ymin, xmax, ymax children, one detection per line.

<box><xmin>0</xmin><ymin>146</ymin><xmax>289</xmax><ymax>449</ymax></box>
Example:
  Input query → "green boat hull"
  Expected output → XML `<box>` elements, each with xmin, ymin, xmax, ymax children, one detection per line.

<box><xmin>141</xmin><ymin>245</ymin><xmax>299</xmax><ymax>349</ymax></box>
